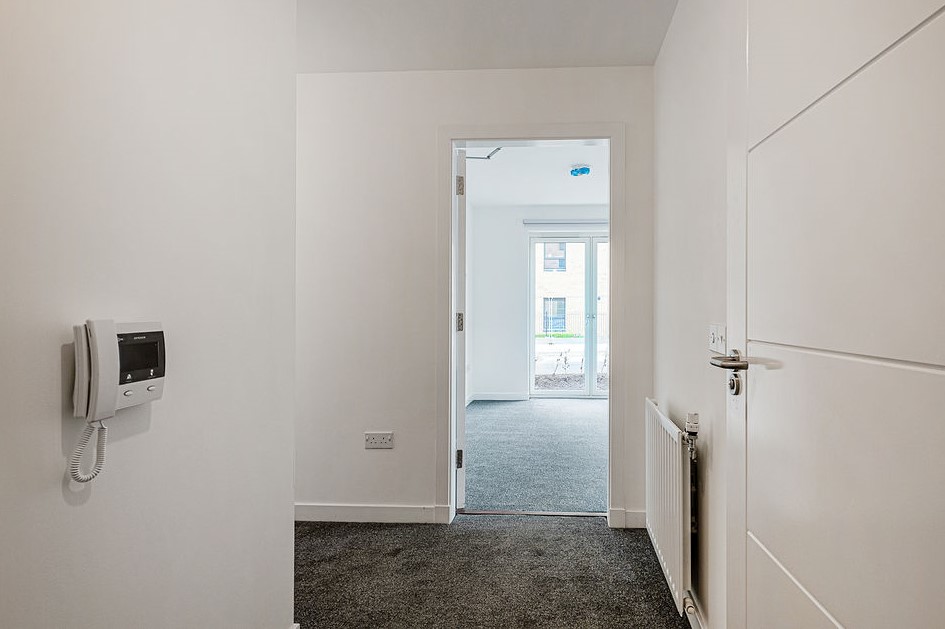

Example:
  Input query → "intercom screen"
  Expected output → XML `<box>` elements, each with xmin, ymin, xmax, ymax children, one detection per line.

<box><xmin>120</xmin><ymin>342</ymin><xmax>159</xmax><ymax>372</ymax></box>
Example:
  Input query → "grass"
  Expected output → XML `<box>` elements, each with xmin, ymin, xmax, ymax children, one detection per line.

<box><xmin>535</xmin><ymin>333</ymin><xmax>584</xmax><ymax>339</ymax></box>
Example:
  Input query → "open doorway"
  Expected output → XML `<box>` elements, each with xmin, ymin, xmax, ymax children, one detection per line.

<box><xmin>457</xmin><ymin>138</ymin><xmax>610</xmax><ymax>514</ymax></box>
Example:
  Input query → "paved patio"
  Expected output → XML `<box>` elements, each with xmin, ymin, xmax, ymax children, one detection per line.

<box><xmin>533</xmin><ymin>336</ymin><xmax>608</xmax><ymax>392</ymax></box>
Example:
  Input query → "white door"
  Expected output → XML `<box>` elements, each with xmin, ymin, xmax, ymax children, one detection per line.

<box><xmin>452</xmin><ymin>146</ymin><xmax>467</xmax><ymax>509</ymax></box>
<box><xmin>726</xmin><ymin>3</ymin><xmax>945</xmax><ymax>627</ymax></box>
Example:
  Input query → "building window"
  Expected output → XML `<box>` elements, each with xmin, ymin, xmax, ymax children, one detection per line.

<box><xmin>543</xmin><ymin>242</ymin><xmax>566</xmax><ymax>272</ymax></box>
<box><xmin>543</xmin><ymin>297</ymin><xmax>566</xmax><ymax>333</ymax></box>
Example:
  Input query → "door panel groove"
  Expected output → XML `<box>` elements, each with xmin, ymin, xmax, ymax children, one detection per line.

<box><xmin>746</xmin><ymin>344</ymin><xmax>945</xmax><ymax>627</ymax></box>
<box><xmin>747</xmin><ymin>532</ymin><xmax>844</xmax><ymax>629</ymax></box>
<box><xmin>749</xmin><ymin>4</ymin><xmax>945</xmax><ymax>153</ymax></box>
<box><xmin>749</xmin><ymin>339</ymin><xmax>945</xmax><ymax>373</ymax></box>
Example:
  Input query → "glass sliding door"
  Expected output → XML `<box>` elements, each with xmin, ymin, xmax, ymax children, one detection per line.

<box><xmin>530</xmin><ymin>236</ymin><xmax>608</xmax><ymax>397</ymax></box>
<box><xmin>532</xmin><ymin>239</ymin><xmax>587</xmax><ymax>394</ymax></box>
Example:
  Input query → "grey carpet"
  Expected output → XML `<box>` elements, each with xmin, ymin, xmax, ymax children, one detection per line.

<box><xmin>295</xmin><ymin>516</ymin><xmax>689</xmax><ymax>629</ymax></box>
<box><xmin>464</xmin><ymin>399</ymin><xmax>607</xmax><ymax>513</ymax></box>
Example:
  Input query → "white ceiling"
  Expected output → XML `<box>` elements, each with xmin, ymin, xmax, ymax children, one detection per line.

<box><xmin>466</xmin><ymin>142</ymin><xmax>610</xmax><ymax>208</ymax></box>
<box><xmin>297</xmin><ymin>0</ymin><xmax>679</xmax><ymax>73</ymax></box>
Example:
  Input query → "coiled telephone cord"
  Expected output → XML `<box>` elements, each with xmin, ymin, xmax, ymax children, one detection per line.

<box><xmin>70</xmin><ymin>421</ymin><xmax>107</xmax><ymax>483</ymax></box>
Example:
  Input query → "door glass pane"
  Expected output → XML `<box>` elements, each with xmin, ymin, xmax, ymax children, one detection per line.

<box><xmin>595</xmin><ymin>241</ymin><xmax>610</xmax><ymax>393</ymax></box>
<box><xmin>534</xmin><ymin>241</ymin><xmax>586</xmax><ymax>392</ymax></box>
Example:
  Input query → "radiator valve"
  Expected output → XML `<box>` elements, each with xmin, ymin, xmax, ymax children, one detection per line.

<box><xmin>686</xmin><ymin>413</ymin><xmax>699</xmax><ymax>461</ymax></box>
<box><xmin>685</xmin><ymin>412</ymin><xmax>700</xmax><ymax>434</ymax></box>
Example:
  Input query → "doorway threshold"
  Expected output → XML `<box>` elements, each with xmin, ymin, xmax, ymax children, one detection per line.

<box><xmin>457</xmin><ymin>509</ymin><xmax>606</xmax><ymax>517</ymax></box>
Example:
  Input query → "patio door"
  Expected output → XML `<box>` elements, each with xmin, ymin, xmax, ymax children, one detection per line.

<box><xmin>530</xmin><ymin>236</ymin><xmax>609</xmax><ymax>397</ymax></box>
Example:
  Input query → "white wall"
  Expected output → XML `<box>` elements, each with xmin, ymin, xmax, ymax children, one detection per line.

<box><xmin>654</xmin><ymin>1</ymin><xmax>728</xmax><ymax>626</ymax></box>
<box><xmin>296</xmin><ymin>67</ymin><xmax>653</xmax><ymax>522</ymax></box>
<box><xmin>0</xmin><ymin>2</ymin><xmax>297</xmax><ymax>628</ymax></box>
<box><xmin>467</xmin><ymin>204</ymin><xmax>608</xmax><ymax>399</ymax></box>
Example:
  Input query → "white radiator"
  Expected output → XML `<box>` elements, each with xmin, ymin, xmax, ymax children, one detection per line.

<box><xmin>645</xmin><ymin>397</ymin><xmax>693</xmax><ymax>616</ymax></box>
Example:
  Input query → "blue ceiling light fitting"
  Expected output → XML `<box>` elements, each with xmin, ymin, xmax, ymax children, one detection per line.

<box><xmin>570</xmin><ymin>164</ymin><xmax>591</xmax><ymax>177</ymax></box>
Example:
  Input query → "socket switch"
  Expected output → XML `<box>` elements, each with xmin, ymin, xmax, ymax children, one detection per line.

<box><xmin>708</xmin><ymin>324</ymin><xmax>727</xmax><ymax>354</ymax></box>
<box><xmin>364</xmin><ymin>431</ymin><xmax>394</xmax><ymax>449</ymax></box>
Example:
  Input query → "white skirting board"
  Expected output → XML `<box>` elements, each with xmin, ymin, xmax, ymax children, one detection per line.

<box><xmin>466</xmin><ymin>393</ymin><xmax>530</xmax><ymax>402</ymax></box>
<box><xmin>298</xmin><ymin>503</ymin><xmax>635</xmax><ymax>527</ymax></box>
<box><xmin>606</xmin><ymin>508</ymin><xmax>646</xmax><ymax>529</ymax></box>
<box><xmin>295</xmin><ymin>502</ymin><xmax>447</xmax><ymax>524</ymax></box>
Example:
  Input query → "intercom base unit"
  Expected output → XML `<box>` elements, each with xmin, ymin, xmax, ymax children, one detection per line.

<box><xmin>70</xmin><ymin>319</ymin><xmax>165</xmax><ymax>483</ymax></box>
<box><xmin>73</xmin><ymin>319</ymin><xmax>165</xmax><ymax>422</ymax></box>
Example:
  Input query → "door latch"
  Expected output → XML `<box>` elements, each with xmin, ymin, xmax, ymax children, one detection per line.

<box><xmin>711</xmin><ymin>350</ymin><xmax>746</xmax><ymax>395</ymax></box>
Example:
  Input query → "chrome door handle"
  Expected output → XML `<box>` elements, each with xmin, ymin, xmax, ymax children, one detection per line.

<box><xmin>709</xmin><ymin>349</ymin><xmax>749</xmax><ymax>371</ymax></box>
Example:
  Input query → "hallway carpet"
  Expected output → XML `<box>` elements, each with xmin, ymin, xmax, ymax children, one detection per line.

<box><xmin>295</xmin><ymin>516</ymin><xmax>689</xmax><ymax>629</ymax></box>
<box><xmin>464</xmin><ymin>399</ymin><xmax>607</xmax><ymax>513</ymax></box>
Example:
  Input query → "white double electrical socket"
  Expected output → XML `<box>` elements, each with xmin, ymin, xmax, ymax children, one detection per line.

<box><xmin>364</xmin><ymin>431</ymin><xmax>394</xmax><ymax>449</ymax></box>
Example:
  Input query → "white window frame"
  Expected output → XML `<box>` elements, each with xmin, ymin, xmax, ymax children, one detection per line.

<box><xmin>527</xmin><ymin>232</ymin><xmax>609</xmax><ymax>399</ymax></box>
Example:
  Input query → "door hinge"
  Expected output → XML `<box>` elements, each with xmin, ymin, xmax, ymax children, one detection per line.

<box><xmin>455</xmin><ymin>174</ymin><xmax>465</xmax><ymax>196</ymax></box>
<box><xmin>456</xmin><ymin>449</ymin><xmax>464</xmax><ymax>469</ymax></box>
<box><xmin>456</xmin><ymin>312</ymin><xmax>464</xmax><ymax>332</ymax></box>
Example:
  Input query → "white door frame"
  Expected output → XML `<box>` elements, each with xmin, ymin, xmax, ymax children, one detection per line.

<box><xmin>435</xmin><ymin>123</ymin><xmax>629</xmax><ymax>526</ymax></box>
<box><xmin>452</xmin><ymin>148</ymin><xmax>468</xmax><ymax>510</ymax></box>
<box><xmin>725</xmin><ymin>0</ymin><xmax>749</xmax><ymax>624</ymax></box>
<box><xmin>528</xmin><ymin>233</ymin><xmax>609</xmax><ymax>399</ymax></box>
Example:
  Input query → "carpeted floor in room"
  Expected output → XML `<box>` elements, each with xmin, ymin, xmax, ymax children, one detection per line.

<box><xmin>464</xmin><ymin>399</ymin><xmax>608</xmax><ymax>513</ymax></box>
<box><xmin>295</xmin><ymin>515</ymin><xmax>689</xmax><ymax>629</ymax></box>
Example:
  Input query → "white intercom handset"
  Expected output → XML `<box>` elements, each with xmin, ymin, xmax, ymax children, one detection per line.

<box><xmin>71</xmin><ymin>319</ymin><xmax>165</xmax><ymax>482</ymax></box>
